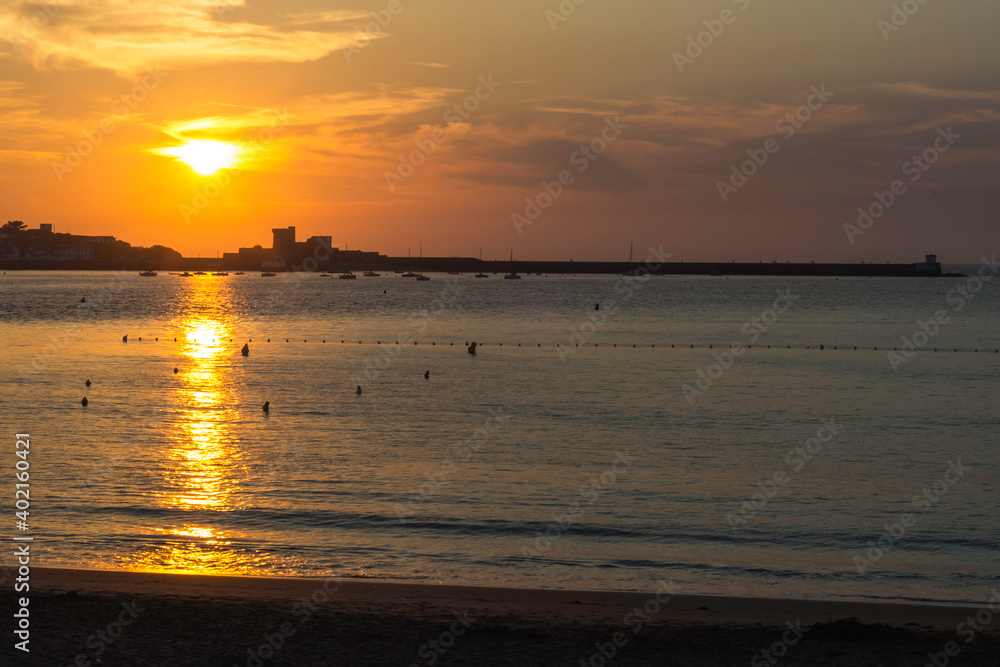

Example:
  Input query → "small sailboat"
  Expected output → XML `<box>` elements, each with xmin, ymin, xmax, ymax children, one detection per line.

<box><xmin>138</xmin><ymin>270</ymin><xmax>157</xmax><ymax>277</ymax></box>
<box><xmin>178</xmin><ymin>272</ymin><xmax>193</xmax><ymax>277</ymax></box>
<box><xmin>339</xmin><ymin>271</ymin><xmax>357</xmax><ymax>280</ymax></box>
<box><xmin>415</xmin><ymin>274</ymin><xmax>431</xmax><ymax>281</ymax></box>
<box><xmin>505</xmin><ymin>248</ymin><xmax>521</xmax><ymax>279</ymax></box>
<box><xmin>475</xmin><ymin>272</ymin><xmax>489</xmax><ymax>278</ymax></box>
<box><xmin>363</xmin><ymin>270</ymin><xmax>381</xmax><ymax>277</ymax></box>
<box><xmin>261</xmin><ymin>272</ymin><xmax>277</xmax><ymax>277</ymax></box>
<box><xmin>402</xmin><ymin>271</ymin><xmax>418</xmax><ymax>278</ymax></box>
<box><xmin>213</xmin><ymin>271</ymin><xmax>229</xmax><ymax>276</ymax></box>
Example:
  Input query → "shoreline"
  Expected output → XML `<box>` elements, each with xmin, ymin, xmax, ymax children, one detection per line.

<box><xmin>28</xmin><ymin>566</ymin><xmax>994</xmax><ymax>618</ymax></box>
<box><xmin>6</xmin><ymin>567</ymin><xmax>998</xmax><ymax>665</ymax></box>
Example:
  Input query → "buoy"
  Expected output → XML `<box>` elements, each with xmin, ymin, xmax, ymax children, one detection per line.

<box><xmin>81</xmin><ymin>297</ymin><xmax>86</xmax><ymax>303</ymax></box>
<box><xmin>356</xmin><ymin>385</ymin><xmax>363</xmax><ymax>395</ymax></box>
<box><xmin>241</xmin><ymin>343</ymin><xmax>250</xmax><ymax>356</ymax></box>
<box><xmin>85</xmin><ymin>379</ymin><xmax>91</xmax><ymax>387</ymax></box>
<box><xmin>424</xmin><ymin>371</ymin><xmax>430</xmax><ymax>379</ymax></box>
<box><xmin>468</xmin><ymin>342</ymin><xmax>477</xmax><ymax>355</ymax></box>
<box><xmin>595</xmin><ymin>303</ymin><xmax>600</xmax><ymax>310</ymax></box>
<box><xmin>81</xmin><ymin>397</ymin><xmax>88</xmax><ymax>406</ymax></box>
<box><xmin>173</xmin><ymin>367</ymin><xmax>179</xmax><ymax>374</ymax></box>
<box><xmin>262</xmin><ymin>401</ymin><xmax>269</xmax><ymax>412</ymax></box>
<box><xmin>122</xmin><ymin>334</ymin><xmax>128</xmax><ymax>342</ymax></box>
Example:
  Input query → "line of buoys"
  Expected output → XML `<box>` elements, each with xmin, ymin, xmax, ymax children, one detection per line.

<box><xmin>111</xmin><ymin>336</ymin><xmax>1000</xmax><ymax>354</ymax></box>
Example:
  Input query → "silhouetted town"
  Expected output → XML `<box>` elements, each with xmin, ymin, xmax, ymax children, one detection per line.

<box><xmin>0</xmin><ymin>220</ymin><xmax>946</xmax><ymax>276</ymax></box>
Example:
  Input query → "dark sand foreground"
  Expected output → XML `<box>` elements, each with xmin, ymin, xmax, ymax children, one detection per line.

<box><xmin>4</xmin><ymin>567</ymin><xmax>999</xmax><ymax>666</ymax></box>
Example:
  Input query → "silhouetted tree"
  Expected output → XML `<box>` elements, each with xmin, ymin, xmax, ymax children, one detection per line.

<box><xmin>2</xmin><ymin>221</ymin><xmax>26</xmax><ymax>232</ymax></box>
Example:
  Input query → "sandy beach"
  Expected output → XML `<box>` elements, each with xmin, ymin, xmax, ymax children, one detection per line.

<box><xmin>2</xmin><ymin>567</ymin><xmax>996</xmax><ymax>666</ymax></box>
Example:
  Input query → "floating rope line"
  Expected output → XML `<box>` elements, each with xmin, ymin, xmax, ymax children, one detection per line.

<box><xmin>119</xmin><ymin>337</ymin><xmax>1000</xmax><ymax>354</ymax></box>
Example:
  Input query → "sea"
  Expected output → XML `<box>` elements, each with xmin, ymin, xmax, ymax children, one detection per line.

<box><xmin>1</xmin><ymin>266</ymin><xmax>998</xmax><ymax>606</ymax></box>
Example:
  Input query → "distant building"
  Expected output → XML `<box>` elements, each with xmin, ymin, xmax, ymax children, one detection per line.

<box><xmin>915</xmin><ymin>254</ymin><xmax>941</xmax><ymax>274</ymax></box>
<box><xmin>39</xmin><ymin>223</ymin><xmax>53</xmax><ymax>233</ymax></box>
<box><xmin>272</xmin><ymin>227</ymin><xmax>296</xmax><ymax>256</ymax></box>
<box><xmin>0</xmin><ymin>245</ymin><xmax>19</xmax><ymax>261</ymax></box>
<box><xmin>56</xmin><ymin>244</ymin><xmax>93</xmax><ymax>261</ymax></box>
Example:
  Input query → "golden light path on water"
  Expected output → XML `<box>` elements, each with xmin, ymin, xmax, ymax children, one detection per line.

<box><xmin>123</xmin><ymin>277</ymin><xmax>259</xmax><ymax>575</ymax></box>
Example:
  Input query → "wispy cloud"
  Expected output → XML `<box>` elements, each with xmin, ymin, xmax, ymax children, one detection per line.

<box><xmin>0</xmin><ymin>1</ymin><xmax>358</xmax><ymax>75</ymax></box>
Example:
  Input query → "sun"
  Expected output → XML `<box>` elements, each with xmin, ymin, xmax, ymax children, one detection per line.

<box><xmin>158</xmin><ymin>140</ymin><xmax>242</xmax><ymax>176</ymax></box>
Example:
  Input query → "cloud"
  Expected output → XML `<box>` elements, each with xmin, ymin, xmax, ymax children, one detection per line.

<box><xmin>0</xmin><ymin>1</ymin><xmax>359</xmax><ymax>75</ymax></box>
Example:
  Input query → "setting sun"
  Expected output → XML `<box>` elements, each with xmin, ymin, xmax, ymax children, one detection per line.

<box><xmin>157</xmin><ymin>140</ymin><xmax>241</xmax><ymax>176</ymax></box>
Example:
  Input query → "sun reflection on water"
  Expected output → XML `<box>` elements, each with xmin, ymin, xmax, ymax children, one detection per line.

<box><xmin>123</xmin><ymin>278</ymin><xmax>257</xmax><ymax>574</ymax></box>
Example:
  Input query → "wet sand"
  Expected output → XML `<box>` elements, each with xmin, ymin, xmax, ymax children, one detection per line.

<box><xmin>4</xmin><ymin>567</ymin><xmax>998</xmax><ymax>666</ymax></box>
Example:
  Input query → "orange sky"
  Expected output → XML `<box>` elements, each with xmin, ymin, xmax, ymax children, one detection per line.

<box><xmin>1</xmin><ymin>1</ymin><xmax>998</xmax><ymax>262</ymax></box>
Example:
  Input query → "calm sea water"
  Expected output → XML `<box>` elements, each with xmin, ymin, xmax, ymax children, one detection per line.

<box><xmin>1</xmin><ymin>268</ymin><xmax>998</xmax><ymax>604</ymax></box>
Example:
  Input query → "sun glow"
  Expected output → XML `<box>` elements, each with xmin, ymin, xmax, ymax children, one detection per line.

<box><xmin>158</xmin><ymin>140</ymin><xmax>242</xmax><ymax>175</ymax></box>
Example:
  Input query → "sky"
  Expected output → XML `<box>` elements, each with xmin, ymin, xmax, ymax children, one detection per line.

<box><xmin>1</xmin><ymin>0</ymin><xmax>997</xmax><ymax>262</ymax></box>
